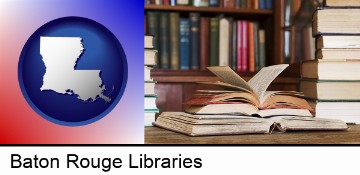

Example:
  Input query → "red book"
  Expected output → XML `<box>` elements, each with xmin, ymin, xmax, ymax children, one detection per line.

<box><xmin>236</xmin><ymin>21</ymin><xmax>242</xmax><ymax>72</ymax></box>
<box><xmin>163</xmin><ymin>0</ymin><xmax>170</xmax><ymax>5</ymax></box>
<box><xmin>200</xmin><ymin>17</ymin><xmax>210</xmax><ymax>70</ymax></box>
<box><xmin>241</xmin><ymin>20</ymin><xmax>248</xmax><ymax>72</ymax></box>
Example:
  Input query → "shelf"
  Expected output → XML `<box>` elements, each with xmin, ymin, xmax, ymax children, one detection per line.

<box><xmin>151</xmin><ymin>63</ymin><xmax>301</xmax><ymax>83</ymax></box>
<box><xmin>145</xmin><ymin>5</ymin><xmax>273</xmax><ymax>16</ymax></box>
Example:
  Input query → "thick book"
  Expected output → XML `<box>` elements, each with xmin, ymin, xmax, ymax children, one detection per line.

<box><xmin>144</xmin><ymin>66</ymin><xmax>153</xmax><ymax>81</ymax></box>
<box><xmin>145</xmin><ymin>95</ymin><xmax>158</xmax><ymax>111</ymax></box>
<box><xmin>186</xmin><ymin>65</ymin><xmax>313</xmax><ymax>116</ymax></box>
<box><xmin>159</xmin><ymin>12</ymin><xmax>170</xmax><ymax>69</ymax></box>
<box><xmin>313</xmin><ymin>8</ymin><xmax>360</xmax><ymax>36</ymax></box>
<box><xmin>145</xmin><ymin>49</ymin><xmax>157</xmax><ymax>66</ymax></box>
<box><xmin>317</xmin><ymin>35</ymin><xmax>360</xmax><ymax>49</ymax></box>
<box><xmin>309</xmin><ymin>100</ymin><xmax>360</xmax><ymax>124</ymax></box>
<box><xmin>145</xmin><ymin>112</ymin><xmax>156</xmax><ymax>127</ymax></box>
<box><xmin>301</xmin><ymin>60</ymin><xmax>360</xmax><ymax>80</ymax></box>
<box><xmin>219</xmin><ymin>17</ymin><xmax>231</xmax><ymax>66</ymax></box>
<box><xmin>145</xmin><ymin>81</ymin><xmax>156</xmax><ymax>96</ymax></box>
<box><xmin>145</xmin><ymin>35</ymin><xmax>155</xmax><ymax>49</ymax></box>
<box><xmin>324</xmin><ymin>0</ymin><xmax>360</xmax><ymax>7</ymax></box>
<box><xmin>210</xmin><ymin>17</ymin><xmax>220</xmax><ymax>66</ymax></box>
<box><xmin>300</xmin><ymin>79</ymin><xmax>360</xmax><ymax>101</ymax></box>
<box><xmin>200</xmin><ymin>17</ymin><xmax>210</xmax><ymax>70</ymax></box>
<box><xmin>316</xmin><ymin>48</ymin><xmax>360</xmax><ymax>60</ymax></box>
<box><xmin>153</xmin><ymin>112</ymin><xmax>348</xmax><ymax>136</ymax></box>
<box><xmin>190</xmin><ymin>13</ymin><xmax>200</xmax><ymax>70</ymax></box>
<box><xmin>179</xmin><ymin>18</ymin><xmax>190</xmax><ymax>70</ymax></box>
<box><xmin>169</xmin><ymin>13</ymin><xmax>180</xmax><ymax>69</ymax></box>
<box><xmin>147</xmin><ymin>12</ymin><xmax>159</xmax><ymax>63</ymax></box>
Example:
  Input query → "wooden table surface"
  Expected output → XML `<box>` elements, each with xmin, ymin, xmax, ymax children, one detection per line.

<box><xmin>145</xmin><ymin>125</ymin><xmax>360</xmax><ymax>144</ymax></box>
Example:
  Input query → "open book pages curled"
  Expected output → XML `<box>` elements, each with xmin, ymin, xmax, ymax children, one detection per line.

<box><xmin>153</xmin><ymin>112</ymin><xmax>348</xmax><ymax>136</ymax></box>
<box><xmin>189</xmin><ymin>65</ymin><xmax>314</xmax><ymax>115</ymax></box>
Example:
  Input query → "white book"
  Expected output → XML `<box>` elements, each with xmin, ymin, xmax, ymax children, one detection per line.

<box><xmin>145</xmin><ymin>81</ymin><xmax>156</xmax><ymax>96</ymax></box>
<box><xmin>219</xmin><ymin>17</ymin><xmax>230</xmax><ymax>66</ymax></box>
<box><xmin>145</xmin><ymin>96</ymin><xmax>157</xmax><ymax>110</ymax></box>
<box><xmin>144</xmin><ymin>66</ymin><xmax>152</xmax><ymax>81</ymax></box>
<box><xmin>144</xmin><ymin>112</ymin><xmax>156</xmax><ymax>127</ymax></box>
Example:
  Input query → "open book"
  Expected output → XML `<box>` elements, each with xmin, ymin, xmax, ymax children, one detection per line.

<box><xmin>185</xmin><ymin>65</ymin><xmax>313</xmax><ymax>117</ymax></box>
<box><xmin>153</xmin><ymin>112</ymin><xmax>348</xmax><ymax>136</ymax></box>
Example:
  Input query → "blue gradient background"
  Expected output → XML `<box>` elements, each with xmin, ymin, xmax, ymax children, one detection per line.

<box><xmin>0</xmin><ymin>0</ymin><xmax>144</xmax><ymax>143</ymax></box>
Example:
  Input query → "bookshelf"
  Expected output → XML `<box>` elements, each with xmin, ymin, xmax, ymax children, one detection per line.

<box><xmin>145</xmin><ymin>1</ymin><xmax>294</xmax><ymax>113</ymax></box>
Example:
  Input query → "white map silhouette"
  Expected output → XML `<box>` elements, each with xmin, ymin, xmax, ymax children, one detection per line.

<box><xmin>40</xmin><ymin>37</ymin><xmax>111</xmax><ymax>102</ymax></box>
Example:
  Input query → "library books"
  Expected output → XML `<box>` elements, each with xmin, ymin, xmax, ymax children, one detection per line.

<box><xmin>186</xmin><ymin>65</ymin><xmax>313</xmax><ymax>117</ymax></box>
<box><xmin>313</xmin><ymin>8</ymin><xmax>360</xmax><ymax>35</ymax></box>
<box><xmin>324</xmin><ymin>0</ymin><xmax>360</xmax><ymax>7</ymax></box>
<box><xmin>144</xmin><ymin>35</ymin><xmax>159</xmax><ymax>126</ymax></box>
<box><xmin>309</xmin><ymin>101</ymin><xmax>360</xmax><ymax>124</ymax></box>
<box><xmin>153</xmin><ymin>112</ymin><xmax>348</xmax><ymax>136</ymax></box>
<box><xmin>300</xmin><ymin>79</ymin><xmax>360</xmax><ymax>100</ymax></box>
<box><xmin>145</xmin><ymin>11</ymin><xmax>266</xmax><ymax>71</ymax></box>
<box><xmin>316</xmin><ymin>49</ymin><xmax>360</xmax><ymax>60</ymax></box>
<box><xmin>301</xmin><ymin>60</ymin><xmax>360</xmax><ymax>80</ymax></box>
<box><xmin>145</xmin><ymin>0</ymin><xmax>274</xmax><ymax>9</ymax></box>
<box><xmin>317</xmin><ymin>35</ymin><xmax>360</xmax><ymax>49</ymax></box>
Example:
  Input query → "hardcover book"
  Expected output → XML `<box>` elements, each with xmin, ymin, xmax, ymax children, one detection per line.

<box><xmin>153</xmin><ymin>112</ymin><xmax>348</xmax><ymax>136</ymax></box>
<box><xmin>190</xmin><ymin>13</ymin><xmax>200</xmax><ymax>70</ymax></box>
<box><xmin>301</xmin><ymin>60</ymin><xmax>360</xmax><ymax>80</ymax></box>
<box><xmin>179</xmin><ymin>18</ymin><xmax>191</xmax><ymax>69</ymax></box>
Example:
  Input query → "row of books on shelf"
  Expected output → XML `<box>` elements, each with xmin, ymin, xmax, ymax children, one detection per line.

<box><xmin>145</xmin><ymin>11</ymin><xmax>267</xmax><ymax>72</ymax></box>
<box><xmin>300</xmin><ymin>1</ymin><xmax>360</xmax><ymax>124</ymax></box>
<box><xmin>145</xmin><ymin>0</ymin><xmax>273</xmax><ymax>9</ymax></box>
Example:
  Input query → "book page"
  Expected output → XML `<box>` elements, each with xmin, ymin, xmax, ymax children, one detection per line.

<box><xmin>247</xmin><ymin>64</ymin><xmax>289</xmax><ymax>102</ymax></box>
<box><xmin>207</xmin><ymin>66</ymin><xmax>254</xmax><ymax>93</ymax></box>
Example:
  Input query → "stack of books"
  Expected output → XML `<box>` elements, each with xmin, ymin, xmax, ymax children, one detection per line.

<box><xmin>145</xmin><ymin>35</ymin><xmax>159</xmax><ymax>126</ymax></box>
<box><xmin>153</xmin><ymin>65</ymin><xmax>348</xmax><ymax>136</ymax></box>
<box><xmin>300</xmin><ymin>0</ymin><xmax>360</xmax><ymax>124</ymax></box>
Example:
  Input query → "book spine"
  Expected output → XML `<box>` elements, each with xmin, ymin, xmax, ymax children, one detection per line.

<box><xmin>190</xmin><ymin>13</ymin><xmax>200</xmax><ymax>70</ymax></box>
<box><xmin>246</xmin><ymin>0</ymin><xmax>251</xmax><ymax>9</ymax></box>
<box><xmin>236</xmin><ymin>20</ymin><xmax>242</xmax><ymax>71</ymax></box>
<box><xmin>159</xmin><ymin>12</ymin><xmax>170</xmax><ymax>69</ymax></box>
<box><xmin>219</xmin><ymin>17</ymin><xmax>230</xmax><ymax>66</ymax></box>
<box><xmin>193</xmin><ymin>0</ymin><xmax>209</xmax><ymax>6</ymax></box>
<box><xmin>231</xmin><ymin>20</ymin><xmax>237</xmax><ymax>70</ymax></box>
<box><xmin>209</xmin><ymin>0</ymin><xmax>220</xmax><ymax>6</ymax></box>
<box><xmin>169</xmin><ymin>13</ymin><xmax>180</xmax><ymax>70</ymax></box>
<box><xmin>210</xmin><ymin>17</ymin><xmax>220</xmax><ymax>66</ymax></box>
<box><xmin>253</xmin><ymin>22</ymin><xmax>260</xmax><ymax>71</ymax></box>
<box><xmin>235</xmin><ymin>0</ymin><xmax>241</xmax><ymax>8</ymax></box>
<box><xmin>170</xmin><ymin>0</ymin><xmax>177</xmax><ymax>6</ymax></box>
<box><xmin>259</xmin><ymin>29</ymin><xmax>266</xmax><ymax>69</ymax></box>
<box><xmin>253</xmin><ymin>0</ymin><xmax>259</xmax><ymax>9</ymax></box>
<box><xmin>259</xmin><ymin>0</ymin><xmax>266</xmax><ymax>9</ymax></box>
<box><xmin>200</xmin><ymin>17</ymin><xmax>210</xmax><ymax>70</ymax></box>
<box><xmin>223</xmin><ymin>0</ymin><xmax>235</xmax><ymax>8</ymax></box>
<box><xmin>163</xmin><ymin>0</ymin><xmax>170</xmax><ymax>5</ymax></box>
<box><xmin>248</xmin><ymin>22</ymin><xmax>255</xmax><ymax>72</ymax></box>
<box><xmin>241</xmin><ymin>0</ymin><xmax>247</xmax><ymax>8</ymax></box>
<box><xmin>179</xmin><ymin>18</ymin><xmax>190</xmax><ymax>70</ymax></box>
<box><xmin>265</xmin><ymin>0</ymin><xmax>273</xmax><ymax>9</ymax></box>
<box><xmin>147</xmin><ymin>11</ymin><xmax>159</xmax><ymax>67</ymax></box>
<box><xmin>177</xmin><ymin>0</ymin><xmax>190</xmax><ymax>5</ymax></box>
<box><xmin>241</xmin><ymin>20</ymin><xmax>248</xmax><ymax>72</ymax></box>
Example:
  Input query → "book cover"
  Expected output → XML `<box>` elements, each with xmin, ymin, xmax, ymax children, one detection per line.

<box><xmin>193</xmin><ymin>0</ymin><xmax>209</xmax><ymax>6</ymax></box>
<box><xmin>190</xmin><ymin>13</ymin><xmax>201</xmax><ymax>70</ymax></box>
<box><xmin>179</xmin><ymin>18</ymin><xmax>191</xmax><ymax>70</ymax></box>
<box><xmin>210</xmin><ymin>17</ymin><xmax>220</xmax><ymax>66</ymax></box>
<box><xmin>169</xmin><ymin>13</ymin><xmax>180</xmax><ymax>69</ymax></box>
<box><xmin>259</xmin><ymin>0</ymin><xmax>266</xmax><ymax>9</ymax></box>
<box><xmin>177</xmin><ymin>0</ymin><xmax>190</xmax><ymax>5</ymax></box>
<box><xmin>265</xmin><ymin>0</ymin><xmax>273</xmax><ymax>9</ymax></box>
<box><xmin>200</xmin><ymin>17</ymin><xmax>210</xmax><ymax>70</ymax></box>
<box><xmin>159</xmin><ymin>12</ymin><xmax>170</xmax><ymax>69</ymax></box>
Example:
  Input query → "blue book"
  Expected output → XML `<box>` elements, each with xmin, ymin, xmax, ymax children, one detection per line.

<box><xmin>179</xmin><ymin>18</ymin><xmax>190</xmax><ymax>70</ymax></box>
<box><xmin>170</xmin><ymin>0</ymin><xmax>176</xmax><ymax>6</ymax></box>
<box><xmin>265</xmin><ymin>0</ymin><xmax>273</xmax><ymax>9</ymax></box>
<box><xmin>189</xmin><ymin>13</ymin><xmax>200</xmax><ymax>70</ymax></box>
<box><xmin>259</xmin><ymin>0</ymin><xmax>266</xmax><ymax>9</ymax></box>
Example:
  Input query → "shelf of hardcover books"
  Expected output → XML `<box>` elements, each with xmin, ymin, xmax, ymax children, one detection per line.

<box><xmin>151</xmin><ymin>63</ymin><xmax>300</xmax><ymax>83</ymax></box>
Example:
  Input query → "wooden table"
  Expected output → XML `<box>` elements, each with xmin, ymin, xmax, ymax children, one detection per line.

<box><xmin>145</xmin><ymin>125</ymin><xmax>360</xmax><ymax>144</ymax></box>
